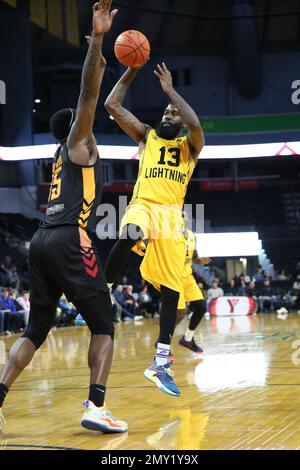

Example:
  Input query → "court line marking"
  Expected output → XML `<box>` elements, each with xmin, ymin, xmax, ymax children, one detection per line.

<box><xmin>2</xmin><ymin>444</ymin><xmax>82</xmax><ymax>450</ymax></box>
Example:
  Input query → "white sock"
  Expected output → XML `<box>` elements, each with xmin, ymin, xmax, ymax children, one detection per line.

<box><xmin>184</xmin><ymin>329</ymin><xmax>195</xmax><ymax>342</ymax></box>
<box><xmin>156</xmin><ymin>343</ymin><xmax>170</xmax><ymax>366</ymax></box>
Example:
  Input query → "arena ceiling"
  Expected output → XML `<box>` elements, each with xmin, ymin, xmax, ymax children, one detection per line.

<box><xmin>31</xmin><ymin>0</ymin><xmax>300</xmax><ymax>69</ymax></box>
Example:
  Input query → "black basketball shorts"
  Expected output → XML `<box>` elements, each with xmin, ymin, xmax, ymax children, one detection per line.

<box><xmin>29</xmin><ymin>226</ymin><xmax>108</xmax><ymax>306</ymax></box>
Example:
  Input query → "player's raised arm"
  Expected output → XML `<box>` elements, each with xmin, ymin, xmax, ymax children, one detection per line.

<box><xmin>67</xmin><ymin>1</ymin><xmax>118</xmax><ymax>165</ymax></box>
<box><xmin>154</xmin><ymin>63</ymin><xmax>205</xmax><ymax>163</ymax></box>
<box><xmin>105</xmin><ymin>67</ymin><xmax>150</xmax><ymax>144</ymax></box>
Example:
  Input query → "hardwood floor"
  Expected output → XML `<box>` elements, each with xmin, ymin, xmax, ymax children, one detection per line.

<box><xmin>1</xmin><ymin>313</ymin><xmax>300</xmax><ymax>450</ymax></box>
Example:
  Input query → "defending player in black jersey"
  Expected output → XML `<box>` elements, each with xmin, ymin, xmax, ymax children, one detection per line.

<box><xmin>0</xmin><ymin>1</ymin><xmax>127</xmax><ymax>434</ymax></box>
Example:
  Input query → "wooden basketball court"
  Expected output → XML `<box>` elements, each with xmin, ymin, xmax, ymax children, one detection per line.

<box><xmin>1</xmin><ymin>314</ymin><xmax>300</xmax><ymax>450</ymax></box>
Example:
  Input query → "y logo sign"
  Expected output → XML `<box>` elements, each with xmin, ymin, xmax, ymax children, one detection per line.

<box><xmin>0</xmin><ymin>80</ymin><xmax>6</xmax><ymax>105</ymax></box>
<box><xmin>227</xmin><ymin>298</ymin><xmax>240</xmax><ymax>314</ymax></box>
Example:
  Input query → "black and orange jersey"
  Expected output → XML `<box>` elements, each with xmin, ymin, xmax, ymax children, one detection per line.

<box><xmin>42</xmin><ymin>145</ymin><xmax>102</xmax><ymax>233</ymax></box>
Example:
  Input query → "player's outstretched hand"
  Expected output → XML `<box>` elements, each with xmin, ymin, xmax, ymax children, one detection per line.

<box><xmin>92</xmin><ymin>1</ymin><xmax>118</xmax><ymax>35</ymax></box>
<box><xmin>154</xmin><ymin>62</ymin><xmax>174</xmax><ymax>94</ymax></box>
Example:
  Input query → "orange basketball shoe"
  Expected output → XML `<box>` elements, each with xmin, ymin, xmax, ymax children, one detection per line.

<box><xmin>81</xmin><ymin>401</ymin><xmax>128</xmax><ymax>434</ymax></box>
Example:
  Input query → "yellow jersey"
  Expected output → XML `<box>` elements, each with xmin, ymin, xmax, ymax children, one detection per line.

<box><xmin>131</xmin><ymin>129</ymin><xmax>195</xmax><ymax>207</ymax></box>
<box><xmin>183</xmin><ymin>229</ymin><xmax>196</xmax><ymax>278</ymax></box>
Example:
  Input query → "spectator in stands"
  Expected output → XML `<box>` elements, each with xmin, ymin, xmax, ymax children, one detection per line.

<box><xmin>0</xmin><ymin>310</ymin><xmax>4</xmax><ymax>334</ymax></box>
<box><xmin>123</xmin><ymin>285</ymin><xmax>140</xmax><ymax>317</ymax></box>
<box><xmin>0</xmin><ymin>289</ymin><xmax>10</xmax><ymax>335</ymax></box>
<box><xmin>16</xmin><ymin>291</ymin><xmax>30</xmax><ymax>326</ymax></box>
<box><xmin>254</xmin><ymin>266</ymin><xmax>265</xmax><ymax>283</ymax></box>
<box><xmin>7</xmin><ymin>266</ymin><xmax>20</xmax><ymax>288</ymax></box>
<box><xmin>113</xmin><ymin>285</ymin><xmax>126</xmax><ymax>307</ymax></box>
<box><xmin>249</xmin><ymin>281</ymin><xmax>257</xmax><ymax>295</ymax></box>
<box><xmin>257</xmin><ymin>279</ymin><xmax>277</xmax><ymax>313</ymax></box>
<box><xmin>8</xmin><ymin>291</ymin><xmax>27</xmax><ymax>332</ymax></box>
<box><xmin>225</xmin><ymin>279</ymin><xmax>238</xmax><ymax>296</ymax></box>
<box><xmin>113</xmin><ymin>285</ymin><xmax>129</xmax><ymax>320</ymax></box>
<box><xmin>0</xmin><ymin>288</ymin><xmax>18</xmax><ymax>334</ymax></box>
<box><xmin>233</xmin><ymin>272</ymin><xmax>243</xmax><ymax>286</ymax></box>
<box><xmin>147</xmin><ymin>283</ymin><xmax>160</xmax><ymax>318</ymax></box>
<box><xmin>138</xmin><ymin>285</ymin><xmax>155</xmax><ymax>317</ymax></box>
<box><xmin>207</xmin><ymin>280</ymin><xmax>224</xmax><ymax>300</ymax></box>
<box><xmin>138</xmin><ymin>279</ymin><xmax>147</xmax><ymax>292</ymax></box>
<box><xmin>121</xmin><ymin>276</ymin><xmax>129</xmax><ymax>287</ymax></box>
<box><xmin>285</xmin><ymin>275</ymin><xmax>300</xmax><ymax>313</ymax></box>
<box><xmin>278</xmin><ymin>269</ymin><xmax>288</xmax><ymax>281</ymax></box>
<box><xmin>238</xmin><ymin>276</ymin><xmax>256</xmax><ymax>297</ymax></box>
<box><xmin>0</xmin><ymin>298</ymin><xmax>5</xmax><ymax>334</ymax></box>
<box><xmin>198</xmin><ymin>281</ymin><xmax>206</xmax><ymax>297</ymax></box>
<box><xmin>113</xmin><ymin>285</ymin><xmax>140</xmax><ymax>321</ymax></box>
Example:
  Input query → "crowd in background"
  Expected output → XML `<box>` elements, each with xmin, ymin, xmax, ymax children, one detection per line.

<box><xmin>1</xmin><ymin>251</ymin><xmax>300</xmax><ymax>335</ymax></box>
<box><xmin>110</xmin><ymin>277</ymin><xmax>160</xmax><ymax>322</ymax></box>
<box><xmin>204</xmin><ymin>262</ymin><xmax>300</xmax><ymax>315</ymax></box>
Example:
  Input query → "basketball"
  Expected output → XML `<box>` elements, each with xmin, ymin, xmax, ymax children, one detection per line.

<box><xmin>114</xmin><ymin>30</ymin><xmax>150</xmax><ymax>68</ymax></box>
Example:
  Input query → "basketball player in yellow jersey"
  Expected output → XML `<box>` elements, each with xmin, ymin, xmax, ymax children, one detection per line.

<box><xmin>105</xmin><ymin>63</ymin><xmax>204</xmax><ymax>397</ymax></box>
<box><xmin>177</xmin><ymin>227</ymin><xmax>209</xmax><ymax>354</ymax></box>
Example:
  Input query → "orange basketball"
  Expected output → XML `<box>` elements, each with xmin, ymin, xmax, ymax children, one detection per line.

<box><xmin>114</xmin><ymin>30</ymin><xmax>150</xmax><ymax>68</ymax></box>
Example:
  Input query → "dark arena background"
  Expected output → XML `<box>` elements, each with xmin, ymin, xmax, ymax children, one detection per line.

<box><xmin>0</xmin><ymin>0</ymin><xmax>300</xmax><ymax>453</ymax></box>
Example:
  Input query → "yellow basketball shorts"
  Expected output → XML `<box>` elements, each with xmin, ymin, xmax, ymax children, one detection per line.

<box><xmin>178</xmin><ymin>274</ymin><xmax>204</xmax><ymax>310</ymax></box>
<box><xmin>120</xmin><ymin>199</ymin><xmax>186</xmax><ymax>294</ymax></box>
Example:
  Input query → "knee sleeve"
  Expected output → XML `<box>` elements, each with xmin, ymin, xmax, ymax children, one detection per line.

<box><xmin>74</xmin><ymin>291</ymin><xmax>115</xmax><ymax>339</ymax></box>
<box><xmin>22</xmin><ymin>303</ymin><xmax>57</xmax><ymax>349</ymax></box>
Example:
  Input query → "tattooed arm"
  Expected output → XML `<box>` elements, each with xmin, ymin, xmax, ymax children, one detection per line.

<box><xmin>68</xmin><ymin>1</ymin><xmax>118</xmax><ymax>165</ymax></box>
<box><xmin>105</xmin><ymin>67</ymin><xmax>150</xmax><ymax>144</ymax></box>
<box><xmin>154</xmin><ymin>63</ymin><xmax>205</xmax><ymax>163</ymax></box>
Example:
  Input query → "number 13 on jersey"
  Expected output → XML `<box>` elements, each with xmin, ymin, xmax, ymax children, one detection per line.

<box><xmin>158</xmin><ymin>146</ymin><xmax>181</xmax><ymax>167</ymax></box>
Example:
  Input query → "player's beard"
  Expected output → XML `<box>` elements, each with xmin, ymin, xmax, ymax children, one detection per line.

<box><xmin>156</xmin><ymin>121</ymin><xmax>182</xmax><ymax>140</ymax></box>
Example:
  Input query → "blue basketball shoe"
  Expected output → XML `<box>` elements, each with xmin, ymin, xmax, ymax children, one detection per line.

<box><xmin>144</xmin><ymin>360</ymin><xmax>181</xmax><ymax>397</ymax></box>
<box><xmin>75</xmin><ymin>314</ymin><xmax>86</xmax><ymax>326</ymax></box>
